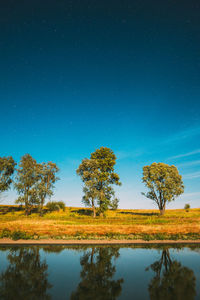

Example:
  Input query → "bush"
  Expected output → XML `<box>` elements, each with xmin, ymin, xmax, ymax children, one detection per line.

<box><xmin>110</xmin><ymin>198</ymin><xmax>119</xmax><ymax>210</ymax></box>
<box><xmin>57</xmin><ymin>201</ymin><xmax>65</xmax><ymax>211</ymax></box>
<box><xmin>0</xmin><ymin>229</ymin><xmax>33</xmax><ymax>240</ymax></box>
<box><xmin>11</xmin><ymin>230</ymin><xmax>30</xmax><ymax>240</ymax></box>
<box><xmin>0</xmin><ymin>228</ymin><xmax>11</xmax><ymax>238</ymax></box>
<box><xmin>184</xmin><ymin>203</ymin><xmax>190</xmax><ymax>212</ymax></box>
<box><xmin>46</xmin><ymin>201</ymin><xmax>65</xmax><ymax>212</ymax></box>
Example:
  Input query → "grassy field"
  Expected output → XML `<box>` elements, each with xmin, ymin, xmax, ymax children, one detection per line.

<box><xmin>0</xmin><ymin>205</ymin><xmax>200</xmax><ymax>240</ymax></box>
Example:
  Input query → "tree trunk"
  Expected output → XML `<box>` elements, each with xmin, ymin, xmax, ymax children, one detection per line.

<box><xmin>25</xmin><ymin>190</ymin><xmax>29</xmax><ymax>215</ymax></box>
<box><xmin>160</xmin><ymin>206</ymin><xmax>165</xmax><ymax>216</ymax></box>
<box><xmin>39</xmin><ymin>198</ymin><xmax>44</xmax><ymax>217</ymax></box>
<box><xmin>92</xmin><ymin>205</ymin><xmax>96</xmax><ymax>218</ymax></box>
<box><xmin>25</xmin><ymin>195</ymin><xmax>29</xmax><ymax>215</ymax></box>
<box><xmin>39</xmin><ymin>206</ymin><xmax>43</xmax><ymax>217</ymax></box>
<box><xmin>25</xmin><ymin>204</ymin><xmax>30</xmax><ymax>216</ymax></box>
<box><xmin>25</xmin><ymin>207</ymin><xmax>29</xmax><ymax>216</ymax></box>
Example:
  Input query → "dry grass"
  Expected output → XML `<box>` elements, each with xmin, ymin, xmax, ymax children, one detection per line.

<box><xmin>0</xmin><ymin>205</ymin><xmax>200</xmax><ymax>239</ymax></box>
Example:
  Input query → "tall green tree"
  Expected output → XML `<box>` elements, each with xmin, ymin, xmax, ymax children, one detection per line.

<box><xmin>77</xmin><ymin>158</ymin><xmax>99</xmax><ymax>217</ymax></box>
<box><xmin>35</xmin><ymin>162</ymin><xmax>59</xmax><ymax>215</ymax></box>
<box><xmin>142</xmin><ymin>163</ymin><xmax>184</xmax><ymax>215</ymax></box>
<box><xmin>0</xmin><ymin>156</ymin><xmax>16</xmax><ymax>198</ymax></box>
<box><xmin>77</xmin><ymin>147</ymin><xmax>121</xmax><ymax>216</ymax></box>
<box><xmin>15</xmin><ymin>154</ymin><xmax>39</xmax><ymax>215</ymax></box>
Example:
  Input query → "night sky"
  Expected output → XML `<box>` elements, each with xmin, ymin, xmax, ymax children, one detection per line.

<box><xmin>1</xmin><ymin>0</ymin><xmax>200</xmax><ymax>208</ymax></box>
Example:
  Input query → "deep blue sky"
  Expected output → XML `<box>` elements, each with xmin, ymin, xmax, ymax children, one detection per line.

<box><xmin>1</xmin><ymin>0</ymin><xmax>200</xmax><ymax>208</ymax></box>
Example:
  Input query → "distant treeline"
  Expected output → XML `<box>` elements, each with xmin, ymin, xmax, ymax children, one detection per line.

<box><xmin>0</xmin><ymin>147</ymin><xmax>184</xmax><ymax>217</ymax></box>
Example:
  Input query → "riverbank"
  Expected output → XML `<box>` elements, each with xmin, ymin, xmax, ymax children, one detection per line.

<box><xmin>1</xmin><ymin>238</ymin><xmax>200</xmax><ymax>245</ymax></box>
<box><xmin>1</xmin><ymin>206</ymin><xmax>200</xmax><ymax>241</ymax></box>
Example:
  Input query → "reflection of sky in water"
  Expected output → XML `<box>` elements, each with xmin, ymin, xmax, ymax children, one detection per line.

<box><xmin>0</xmin><ymin>246</ymin><xmax>200</xmax><ymax>300</ymax></box>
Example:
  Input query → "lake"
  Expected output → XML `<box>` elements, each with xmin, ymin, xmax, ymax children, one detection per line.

<box><xmin>0</xmin><ymin>244</ymin><xmax>199</xmax><ymax>299</ymax></box>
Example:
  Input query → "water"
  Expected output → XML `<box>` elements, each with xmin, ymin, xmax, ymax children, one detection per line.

<box><xmin>0</xmin><ymin>244</ymin><xmax>200</xmax><ymax>299</ymax></box>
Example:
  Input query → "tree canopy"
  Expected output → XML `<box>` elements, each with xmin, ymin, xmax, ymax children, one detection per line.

<box><xmin>77</xmin><ymin>147</ymin><xmax>121</xmax><ymax>216</ymax></box>
<box><xmin>14</xmin><ymin>154</ymin><xmax>38</xmax><ymax>215</ymax></box>
<box><xmin>0</xmin><ymin>156</ymin><xmax>16</xmax><ymax>197</ymax></box>
<box><xmin>35</xmin><ymin>162</ymin><xmax>59</xmax><ymax>215</ymax></box>
<box><xmin>142</xmin><ymin>163</ymin><xmax>184</xmax><ymax>215</ymax></box>
<box><xmin>15</xmin><ymin>154</ymin><xmax>59</xmax><ymax>215</ymax></box>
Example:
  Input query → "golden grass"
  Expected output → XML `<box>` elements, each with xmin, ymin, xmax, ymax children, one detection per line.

<box><xmin>0</xmin><ymin>205</ymin><xmax>200</xmax><ymax>238</ymax></box>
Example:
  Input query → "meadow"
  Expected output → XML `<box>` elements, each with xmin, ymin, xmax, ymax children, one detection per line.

<box><xmin>0</xmin><ymin>205</ymin><xmax>200</xmax><ymax>241</ymax></box>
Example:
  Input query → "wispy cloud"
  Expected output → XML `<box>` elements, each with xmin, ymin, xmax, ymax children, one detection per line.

<box><xmin>183</xmin><ymin>171</ymin><xmax>200</xmax><ymax>180</ymax></box>
<box><xmin>180</xmin><ymin>192</ymin><xmax>200</xmax><ymax>199</ymax></box>
<box><xmin>115</xmin><ymin>150</ymin><xmax>144</xmax><ymax>160</ymax></box>
<box><xmin>178</xmin><ymin>160</ymin><xmax>200</xmax><ymax>168</ymax></box>
<box><xmin>164</xmin><ymin>125</ymin><xmax>200</xmax><ymax>144</ymax></box>
<box><xmin>169</xmin><ymin>149</ymin><xmax>200</xmax><ymax>160</ymax></box>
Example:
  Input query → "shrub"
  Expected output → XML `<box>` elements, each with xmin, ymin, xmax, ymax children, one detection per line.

<box><xmin>11</xmin><ymin>230</ymin><xmax>31</xmax><ymax>240</ymax></box>
<box><xmin>0</xmin><ymin>229</ymin><xmax>32</xmax><ymax>240</ymax></box>
<box><xmin>57</xmin><ymin>201</ymin><xmax>65</xmax><ymax>211</ymax></box>
<box><xmin>46</xmin><ymin>201</ymin><xmax>65</xmax><ymax>212</ymax></box>
<box><xmin>184</xmin><ymin>203</ymin><xmax>190</xmax><ymax>212</ymax></box>
<box><xmin>110</xmin><ymin>198</ymin><xmax>119</xmax><ymax>210</ymax></box>
<box><xmin>0</xmin><ymin>228</ymin><xmax>11</xmax><ymax>238</ymax></box>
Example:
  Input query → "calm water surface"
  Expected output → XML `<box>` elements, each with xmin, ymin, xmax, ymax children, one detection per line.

<box><xmin>0</xmin><ymin>244</ymin><xmax>200</xmax><ymax>299</ymax></box>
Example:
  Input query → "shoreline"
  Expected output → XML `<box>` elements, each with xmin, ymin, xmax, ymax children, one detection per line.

<box><xmin>1</xmin><ymin>238</ymin><xmax>200</xmax><ymax>245</ymax></box>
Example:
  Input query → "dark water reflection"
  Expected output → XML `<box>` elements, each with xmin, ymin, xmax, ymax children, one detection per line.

<box><xmin>146</xmin><ymin>249</ymin><xmax>196</xmax><ymax>300</ymax></box>
<box><xmin>0</xmin><ymin>247</ymin><xmax>51</xmax><ymax>299</ymax></box>
<box><xmin>70</xmin><ymin>247</ymin><xmax>123</xmax><ymax>300</ymax></box>
<box><xmin>0</xmin><ymin>245</ymin><xmax>200</xmax><ymax>299</ymax></box>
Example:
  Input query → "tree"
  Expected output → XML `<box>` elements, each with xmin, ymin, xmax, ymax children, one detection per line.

<box><xmin>14</xmin><ymin>154</ymin><xmax>39</xmax><ymax>215</ymax></box>
<box><xmin>184</xmin><ymin>203</ymin><xmax>190</xmax><ymax>212</ymax></box>
<box><xmin>35</xmin><ymin>162</ymin><xmax>59</xmax><ymax>215</ymax></box>
<box><xmin>77</xmin><ymin>147</ymin><xmax>121</xmax><ymax>217</ymax></box>
<box><xmin>70</xmin><ymin>247</ymin><xmax>123</xmax><ymax>300</ymax></box>
<box><xmin>82</xmin><ymin>184</ymin><xmax>98</xmax><ymax>218</ymax></box>
<box><xmin>0</xmin><ymin>156</ymin><xmax>16</xmax><ymax>198</ymax></box>
<box><xmin>142</xmin><ymin>163</ymin><xmax>184</xmax><ymax>215</ymax></box>
<box><xmin>109</xmin><ymin>198</ymin><xmax>119</xmax><ymax>210</ymax></box>
<box><xmin>46</xmin><ymin>201</ymin><xmax>65</xmax><ymax>212</ymax></box>
<box><xmin>146</xmin><ymin>248</ymin><xmax>196</xmax><ymax>300</ymax></box>
<box><xmin>0</xmin><ymin>247</ymin><xmax>52</xmax><ymax>300</ymax></box>
<box><xmin>77</xmin><ymin>158</ymin><xmax>99</xmax><ymax>217</ymax></box>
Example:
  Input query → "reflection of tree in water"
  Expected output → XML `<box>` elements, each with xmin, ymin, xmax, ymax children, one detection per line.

<box><xmin>71</xmin><ymin>247</ymin><xmax>123</xmax><ymax>300</ymax></box>
<box><xmin>0</xmin><ymin>247</ymin><xmax>52</xmax><ymax>300</ymax></box>
<box><xmin>146</xmin><ymin>248</ymin><xmax>196</xmax><ymax>300</ymax></box>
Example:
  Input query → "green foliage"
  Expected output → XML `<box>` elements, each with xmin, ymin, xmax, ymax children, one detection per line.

<box><xmin>142</xmin><ymin>163</ymin><xmax>184</xmax><ymax>215</ymax></box>
<box><xmin>0</xmin><ymin>156</ymin><xmax>16</xmax><ymax>195</ymax></box>
<box><xmin>77</xmin><ymin>147</ymin><xmax>121</xmax><ymax>216</ymax></box>
<box><xmin>46</xmin><ymin>201</ymin><xmax>65</xmax><ymax>212</ymax></box>
<box><xmin>35</xmin><ymin>162</ymin><xmax>59</xmax><ymax>215</ymax></box>
<box><xmin>14</xmin><ymin>154</ymin><xmax>39</xmax><ymax>215</ymax></box>
<box><xmin>110</xmin><ymin>198</ymin><xmax>119</xmax><ymax>210</ymax></box>
<box><xmin>11</xmin><ymin>230</ymin><xmax>31</xmax><ymax>240</ymax></box>
<box><xmin>0</xmin><ymin>229</ymin><xmax>33</xmax><ymax>240</ymax></box>
<box><xmin>57</xmin><ymin>201</ymin><xmax>65</xmax><ymax>211</ymax></box>
<box><xmin>15</xmin><ymin>154</ymin><xmax>59</xmax><ymax>216</ymax></box>
<box><xmin>184</xmin><ymin>203</ymin><xmax>190</xmax><ymax>212</ymax></box>
<box><xmin>0</xmin><ymin>228</ymin><xmax>11</xmax><ymax>238</ymax></box>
